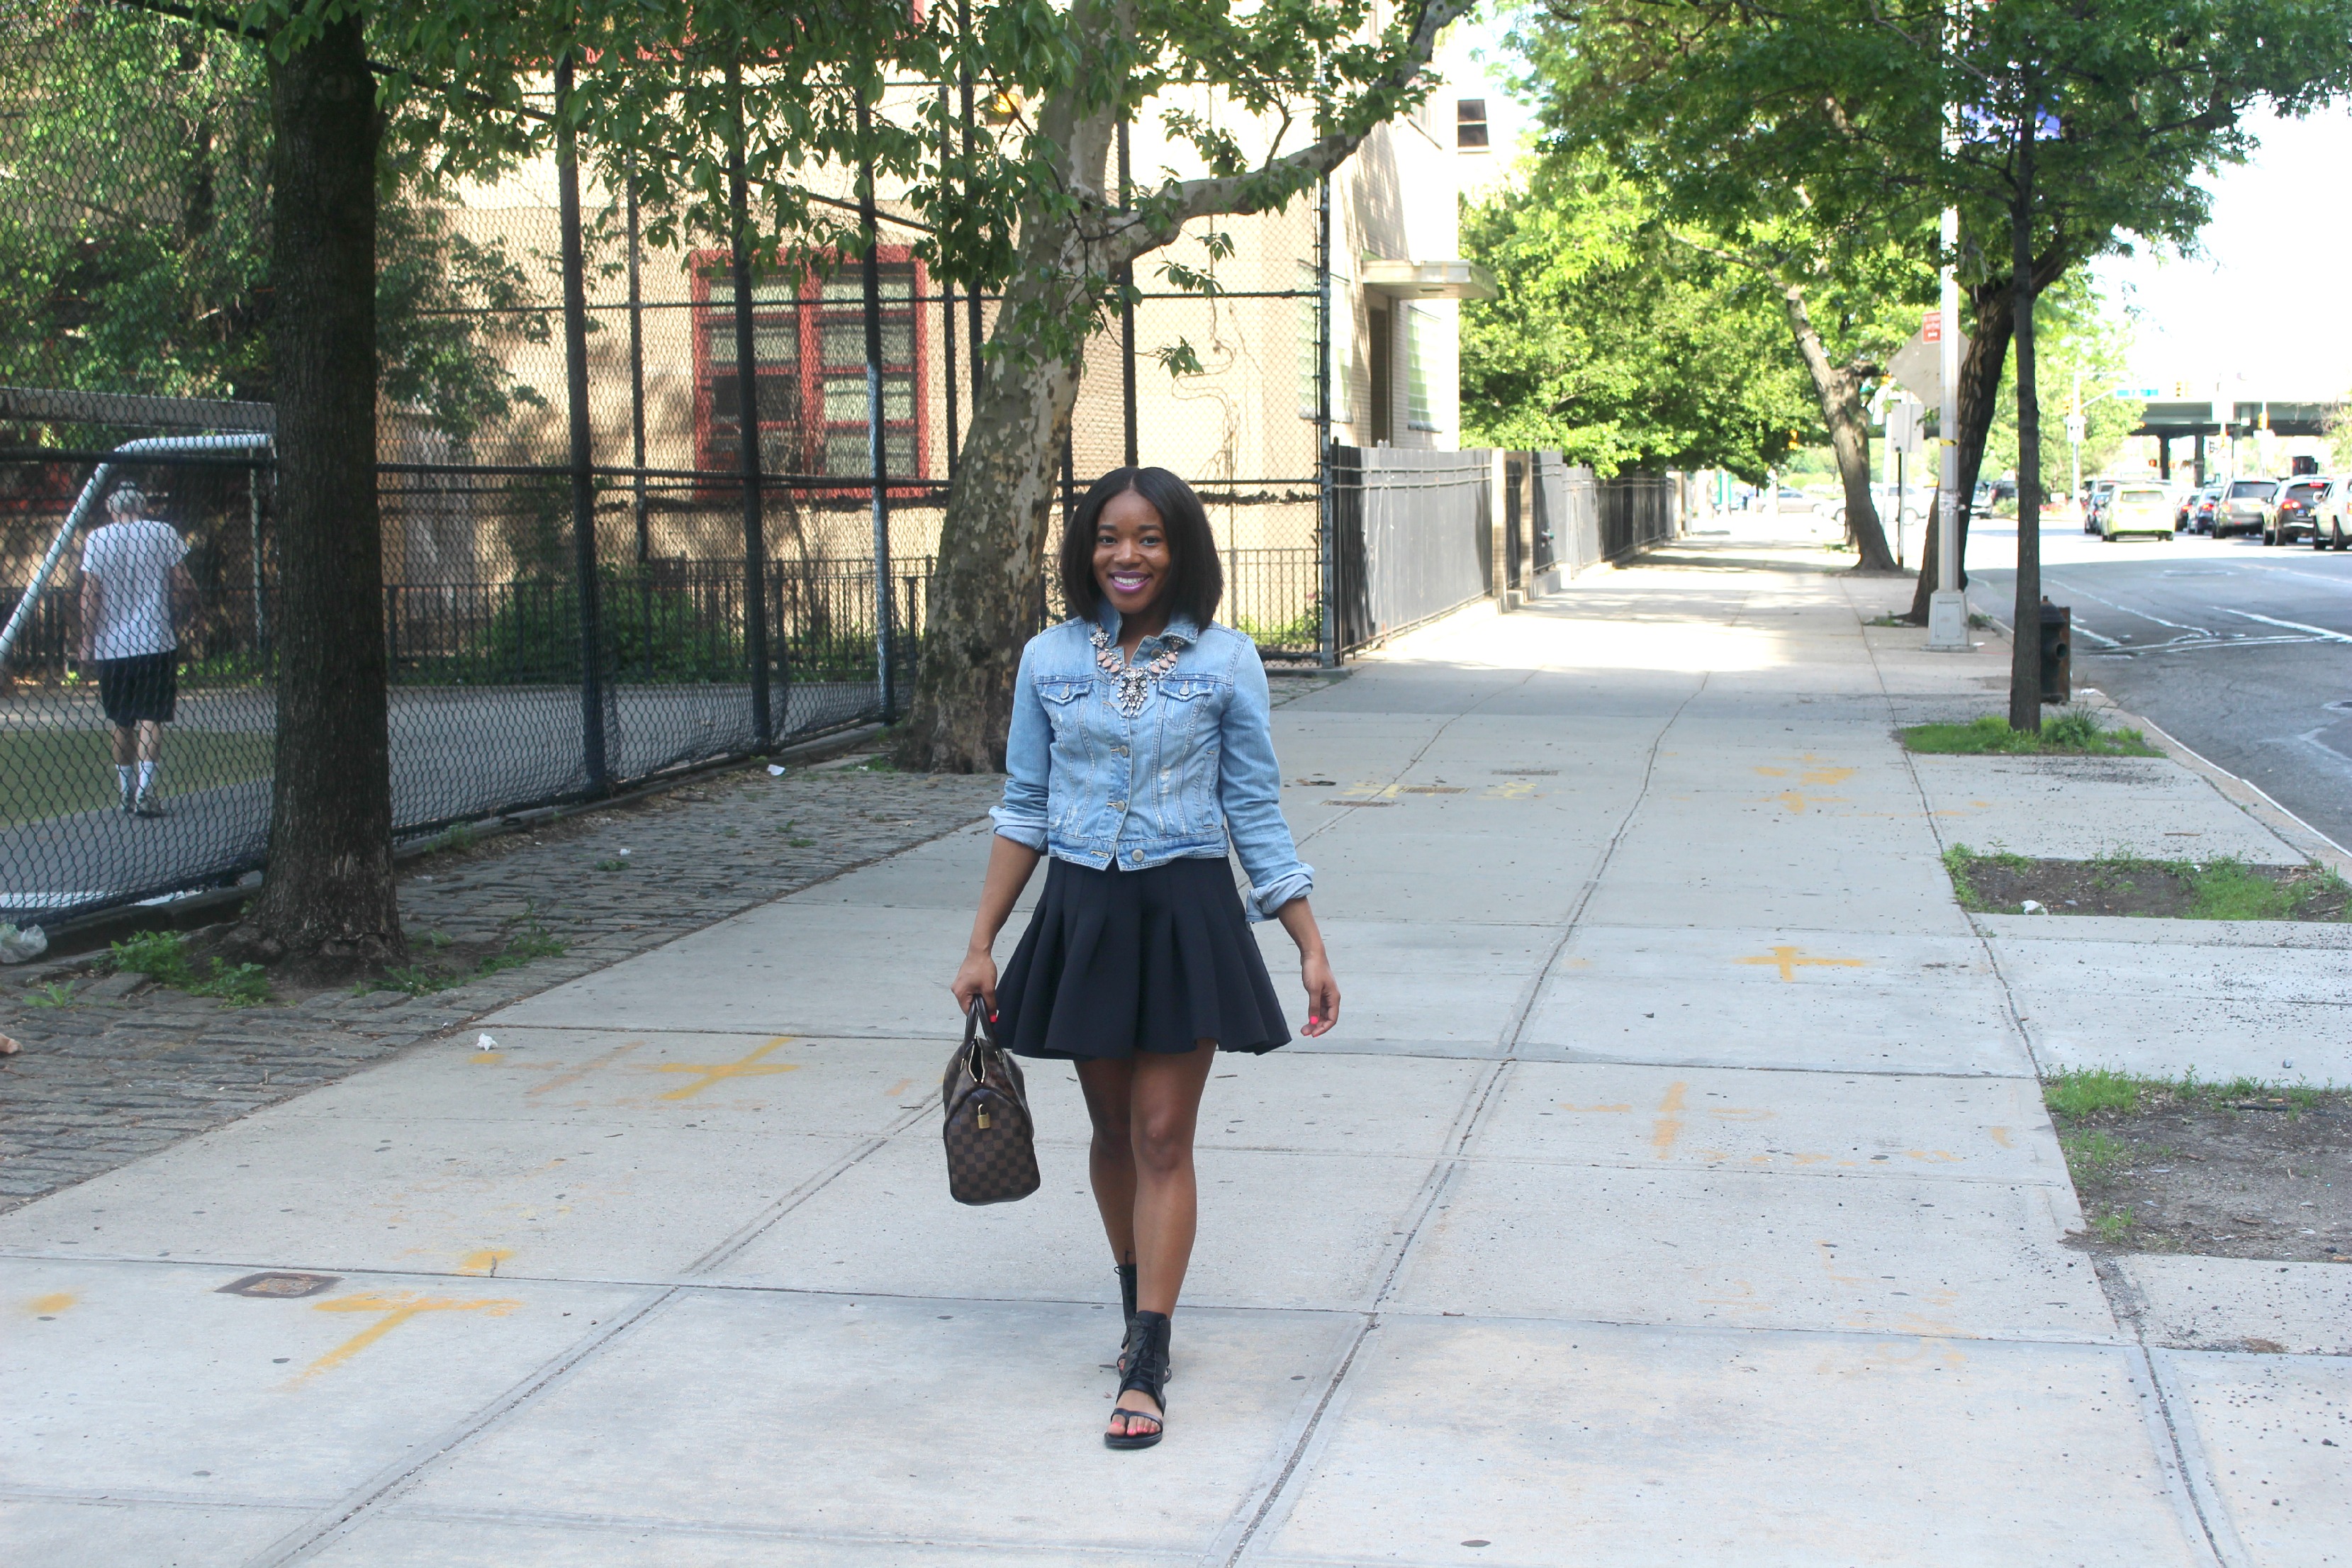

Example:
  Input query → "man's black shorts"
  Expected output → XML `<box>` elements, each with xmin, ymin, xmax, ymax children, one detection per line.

<box><xmin>94</xmin><ymin>650</ymin><xmax>177</xmax><ymax>726</ymax></box>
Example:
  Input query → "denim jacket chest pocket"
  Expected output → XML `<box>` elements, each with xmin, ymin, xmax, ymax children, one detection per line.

<box><xmin>1146</xmin><ymin>676</ymin><xmax>1225</xmax><ymax>832</ymax></box>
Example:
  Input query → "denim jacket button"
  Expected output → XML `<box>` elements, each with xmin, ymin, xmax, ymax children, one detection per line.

<box><xmin>1110</xmin><ymin>800</ymin><xmax>1126</xmax><ymax>811</ymax></box>
<box><xmin>1131</xmin><ymin>849</ymin><xmax>1144</xmax><ymax>862</ymax></box>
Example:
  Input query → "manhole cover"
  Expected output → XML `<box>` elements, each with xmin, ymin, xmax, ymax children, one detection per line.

<box><xmin>218</xmin><ymin>1271</ymin><xmax>342</xmax><ymax>1299</ymax></box>
<box><xmin>1492</xmin><ymin>768</ymin><xmax>1559</xmax><ymax>775</ymax></box>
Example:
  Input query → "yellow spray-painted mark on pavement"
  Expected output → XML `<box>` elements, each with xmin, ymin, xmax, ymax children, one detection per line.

<box><xmin>1560</xmin><ymin>1102</ymin><xmax>1632</xmax><ymax>1114</ymax></box>
<box><xmin>1650</xmin><ymin>1081</ymin><xmax>1688</xmax><ymax>1158</ymax></box>
<box><xmin>884</xmin><ymin>1077</ymin><xmax>914</xmax><ymax>1099</ymax></box>
<box><xmin>1736</xmin><ymin>946</ymin><xmax>1866</xmax><ymax>982</ymax></box>
<box><xmin>455</xmin><ymin>1249</ymin><xmax>513</xmax><ymax>1277</ymax></box>
<box><xmin>1754</xmin><ymin>763</ymin><xmax>1857</xmax><ymax>786</ymax></box>
<box><xmin>530</xmin><ymin>1040</ymin><xmax>643</xmax><ymax>1097</ymax></box>
<box><xmin>1482</xmin><ymin>780</ymin><xmax>1540</xmax><ymax>800</ymax></box>
<box><xmin>471</xmin><ymin>1040</ymin><xmax>644</xmax><ymax>1095</ymax></box>
<box><xmin>648</xmin><ymin>1036</ymin><xmax>800</xmax><ymax>1100</ymax></box>
<box><xmin>302</xmin><ymin>1291</ymin><xmax>519</xmax><ymax>1378</ymax></box>
<box><xmin>1768</xmin><ymin>790</ymin><xmax>1849</xmax><ymax>813</ymax></box>
<box><xmin>26</xmin><ymin>1292</ymin><xmax>74</xmax><ymax>1316</ymax></box>
<box><xmin>1987</xmin><ymin>1126</ymin><xmax>2014</xmax><ymax>1148</ymax></box>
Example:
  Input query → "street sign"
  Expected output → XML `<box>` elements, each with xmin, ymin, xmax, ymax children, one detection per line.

<box><xmin>2064</xmin><ymin>413</ymin><xmax>2085</xmax><ymax>443</ymax></box>
<box><xmin>1922</xmin><ymin>309</ymin><xmax>1942</xmax><ymax>344</ymax></box>
<box><xmin>1886</xmin><ymin>401</ymin><xmax>1925</xmax><ymax>454</ymax></box>
<box><xmin>2111</xmin><ymin>386</ymin><xmax>2160</xmax><ymax>401</ymax></box>
<box><xmin>1888</xmin><ymin>325</ymin><xmax>1971</xmax><ymax>405</ymax></box>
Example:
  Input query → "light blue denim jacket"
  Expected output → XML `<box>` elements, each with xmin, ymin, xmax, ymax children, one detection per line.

<box><xmin>990</xmin><ymin>605</ymin><xmax>1314</xmax><ymax>920</ymax></box>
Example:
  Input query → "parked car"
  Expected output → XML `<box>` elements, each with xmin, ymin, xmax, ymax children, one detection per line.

<box><xmin>1774</xmin><ymin>485</ymin><xmax>1827</xmax><ymax>514</ymax></box>
<box><xmin>2100</xmin><ymin>483</ymin><xmax>2175</xmax><ymax>542</ymax></box>
<box><xmin>2216</xmin><ymin>478</ymin><xmax>2279</xmax><ymax>539</ymax></box>
<box><xmin>2266</xmin><ymin>476</ymin><xmax>2330</xmax><ymax>546</ymax></box>
<box><xmin>2081</xmin><ymin>478</ymin><xmax>2122</xmax><ymax>534</ymax></box>
<box><xmin>2185</xmin><ymin>482</ymin><xmax>2226</xmax><ymax>533</ymax></box>
<box><xmin>2313</xmin><ymin>476</ymin><xmax>2352</xmax><ymax>551</ymax></box>
<box><xmin>1830</xmin><ymin>484</ymin><xmax>1926</xmax><ymax>529</ymax></box>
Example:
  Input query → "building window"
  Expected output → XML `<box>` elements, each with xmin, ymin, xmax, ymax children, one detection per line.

<box><xmin>1457</xmin><ymin>99</ymin><xmax>1490</xmax><ymax>150</ymax></box>
<box><xmin>1406</xmin><ymin>306</ymin><xmax>1441</xmax><ymax>431</ymax></box>
<box><xmin>692</xmin><ymin>251</ymin><xmax>925</xmax><ymax>481</ymax></box>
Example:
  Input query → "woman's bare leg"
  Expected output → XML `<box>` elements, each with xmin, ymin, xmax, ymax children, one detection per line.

<box><xmin>1102</xmin><ymin>1041</ymin><xmax>1216</xmax><ymax>1436</ymax></box>
<box><xmin>1076</xmin><ymin>1057</ymin><xmax>1139</xmax><ymax>1265</ymax></box>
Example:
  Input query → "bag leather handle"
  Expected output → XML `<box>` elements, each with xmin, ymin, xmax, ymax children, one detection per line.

<box><xmin>960</xmin><ymin>996</ymin><xmax>995</xmax><ymax>1080</ymax></box>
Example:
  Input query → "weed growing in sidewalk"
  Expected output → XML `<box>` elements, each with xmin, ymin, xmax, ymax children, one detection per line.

<box><xmin>106</xmin><ymin>930</ymin><xmax>272</xmax><ymax>1007</ymax></box>
<box><xmin>21</xmin><ymin>980</ymin><xmax>79</xmax><ymax>1008</ymax></box>
<box><xmin>1901</xmin><ymin>712</ymin><xmax>2159</xmax><ymax>756</ymax></box>
<box><xmin>359</xmin><ymin>911</ymin><xmax>569</xmax><ymax>998</ymax></box>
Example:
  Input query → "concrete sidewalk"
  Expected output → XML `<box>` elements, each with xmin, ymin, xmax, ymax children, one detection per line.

<box><xmin>4</xmin><ymin>517</ymin><xmax>2345</xmax><ymax>1566</ymax></box>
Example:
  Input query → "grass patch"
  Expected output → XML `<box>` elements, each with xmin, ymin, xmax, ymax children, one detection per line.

<box><xmin>0</xmin><ymin>729</ymin><xmax>275</xmax><ymax>827</ymax></box>
<box><xmin>593</xmin><ymin>858</ymin><xmax>628</xmax><ymax>872</ymax></box>
<box><xmin>2089</xmin><ymin>1209</ymin><xmax>2137</xmax><ymax>1245</ymax></box>
<box><xmin>106</xmin><ymin>930</ymin><xmax>272</xmax><ymax>1007</ymax></box>
<box><xmin>429</xmin><ymin>822</ymin><xmax>478</xmax><ymax>855</ymax></box>
<box><xmin>1944</xmin><ymin>846</ymin><xmax>2351</xmax><ymax>920</ymax></box>
<box><xmin>2059</xmin><ymin>1129</ymin><xmax>2132</xmax><ymax>1180</ymax></box>
<box><xmin>2044</xmin><ymin>1067</ymin><xmax>2146</xmax><ymax>1118</ymax></box>
<box><xmin>1902</xmin><ymin>712</ymin><xmax>2159</xmax><ymax>756</ymax></box>
<box><xmin>21</xmin><ymin>980</ymin><xmax>79</xmax><ymax>1008</ymax></box>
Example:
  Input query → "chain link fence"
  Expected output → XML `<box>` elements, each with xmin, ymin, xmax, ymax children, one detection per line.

<box><xmin>0</xmin><ymin>6</ymin><xmax>1335</xmax><ymax>929</ymax></box>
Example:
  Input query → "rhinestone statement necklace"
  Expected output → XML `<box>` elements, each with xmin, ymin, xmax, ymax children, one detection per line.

<box><xmin>1090</xmin><ymin>623</ymin><xmax>1183</xmax><ymax>717</ymax></box>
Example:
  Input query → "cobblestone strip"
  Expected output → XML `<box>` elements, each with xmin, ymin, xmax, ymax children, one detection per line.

<box><xmin>0</xmin><ymin>762</ymin><xmax>1001</xmax><ymax>1211</ymax></box>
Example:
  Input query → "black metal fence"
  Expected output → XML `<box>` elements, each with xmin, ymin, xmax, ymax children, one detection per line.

<box><xmin>0</xmin><ymin>5</ymin><xmax>1688</xmax><ymax>932</ymax></box>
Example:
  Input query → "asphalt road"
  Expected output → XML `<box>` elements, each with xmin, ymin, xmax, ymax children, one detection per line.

<box><xmin>1966</xmin><ymin>513</ymin><xmax>2352</xmax><ymax>853</ymax></box>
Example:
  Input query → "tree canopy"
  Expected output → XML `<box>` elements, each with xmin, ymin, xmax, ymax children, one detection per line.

<box><xmin>1460</xmin><ymin>155</ymin><xmax>1816</xmax><ymax>478</ymax></box>
<box><xmin>0</xmin><ymin>3</ymin><xmax>547</xmax><ymax>436</ymax></box>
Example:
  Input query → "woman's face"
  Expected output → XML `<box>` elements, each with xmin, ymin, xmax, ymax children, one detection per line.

<box><xmin>1093</xmin><ymin>488</ymin><xmax>1172</xmax><ymax>622</ymax></box>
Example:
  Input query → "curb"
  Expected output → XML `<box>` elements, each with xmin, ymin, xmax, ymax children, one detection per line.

<box><xmin>2077</xmin><ymin>688</ymin><xmax>2352</xmax><ymax>882</ymax></box>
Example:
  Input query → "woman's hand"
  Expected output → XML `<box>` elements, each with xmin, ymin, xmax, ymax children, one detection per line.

<box><xmin>952</xmin><ymin>947</ymin><xmax>999</xmax><ymax>1018</ymax></box>
<box><xmin>1299</xmin><ymin>948</ymin><xmax>1340</xmax><ymax>1036</ymax></box>
<box><xmin>1275</xmin><ymin>897</ymin><xmax>1339</xmax><ymax>1036</ymax></box>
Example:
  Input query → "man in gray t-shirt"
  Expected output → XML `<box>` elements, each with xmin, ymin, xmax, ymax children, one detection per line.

<box><xmin>79</xmin><ymin>485</ymin><xmax>194</xmax><ymax>818</ymax></box>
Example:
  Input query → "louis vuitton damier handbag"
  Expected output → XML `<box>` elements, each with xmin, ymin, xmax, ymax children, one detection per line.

<box><xmin>941</xmin><ymin>998</ymin><xmax>1041</xmax><ymax>1205</ymax></box>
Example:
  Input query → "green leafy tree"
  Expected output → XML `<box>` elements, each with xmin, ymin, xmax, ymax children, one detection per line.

<box><xmin>1514</xmin><ymin>0</ymin><xmax>2352</xmax><ymax>624</ymax></box>
<box><xmin>1460</xmin><ymin>155</ymin><xmax>1816</xmax><ymax>478</ymax></box>
<box><xmin>1507</xmin><ymin>3</ymin><xmax>1936</xmax><ymax>570</ymax></box>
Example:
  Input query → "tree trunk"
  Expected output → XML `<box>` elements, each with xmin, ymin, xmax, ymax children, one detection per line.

<box><xmin>892</xmin><ymin>266</ymin><xmax>1087</xmax><ymax>770</ymax></box>
<box><xmin>2007</xmin><ymin>108</ymin><xmax>2042</xmax><ymax>733</ymax></box>
<box><xmin>892</xmin><ymin>50</ymin><xmax>1114</xmax><ymax>772</ymax></box>
<box><xmin>241</xmin><ymin>9</ymin><xmax>403</xmax><ymax>973</ymax></box>
<box><xmin>1778</xmin><ymin>280</ymin><xmax>1897</xmax><ymax>573</ymax></box>
<box><xmin>1904</xmin><ymin>277</ymin><xmax>2018</xmax><ymax>621</ymax></box>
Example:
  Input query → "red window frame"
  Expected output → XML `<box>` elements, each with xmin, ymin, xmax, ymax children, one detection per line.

<box><xmin>688</xmin><ymin>247</ymin><xmax>930</xmax><ymax>495</ymax></box>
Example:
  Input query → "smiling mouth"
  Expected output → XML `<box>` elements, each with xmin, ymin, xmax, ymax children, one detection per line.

<box><xmin>1108</xmin><ymin>572</ymin><xmax>1153</xmax><ymax>593</ymax></box>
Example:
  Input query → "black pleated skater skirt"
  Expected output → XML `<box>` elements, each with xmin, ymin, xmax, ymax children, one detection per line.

<box><xmin>996</xmin><ymin>854</ymin><xmax>1292</xmax><ymax>1060</ymax></box>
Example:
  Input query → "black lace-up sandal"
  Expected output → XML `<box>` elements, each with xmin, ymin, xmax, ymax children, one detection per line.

<box><xmin>1115</xmin><ymin>1262</ymin><xmax>1138</xmax><ymax>1374</ymax></box>
<box><xmin>1105</xmin><ymin>1310</ymin><xmax>1170</xmax><ymax>1450</ymax></box>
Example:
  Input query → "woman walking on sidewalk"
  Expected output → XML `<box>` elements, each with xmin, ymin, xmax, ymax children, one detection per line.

<box><xmin>952</xmin><ymin>466</ymin><xmax>1338</xmax><ymax>1451</ymax></box>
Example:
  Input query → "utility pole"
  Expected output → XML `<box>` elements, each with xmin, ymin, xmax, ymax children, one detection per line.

<box><xmin>1924</xmin><ymin>20</ymin><xmax>1969</xmax><ymax>653</ymax></box>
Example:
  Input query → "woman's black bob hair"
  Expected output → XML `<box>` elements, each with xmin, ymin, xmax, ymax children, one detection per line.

<box><xmin>1058</xmin><ymin>466</ymin><xmax>1223</xmax><ymax>628</ymax></box>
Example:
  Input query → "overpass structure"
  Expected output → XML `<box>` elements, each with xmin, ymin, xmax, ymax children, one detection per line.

<box><xmin>2132</xmin><ymin>397</ymin><xmax>2337</xmax><ymax>483</ymax></box>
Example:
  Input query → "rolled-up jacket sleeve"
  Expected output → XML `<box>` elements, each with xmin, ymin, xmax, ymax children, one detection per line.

<box><xmin>990</xmin><ymin>640</ymin><xmax>1051</xmax><ymax>849</ymax></box>
<box><xmin>1216</xmin><ymin>644</ymin><xmax>1313</xmax><ymax>920</ymax></box>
